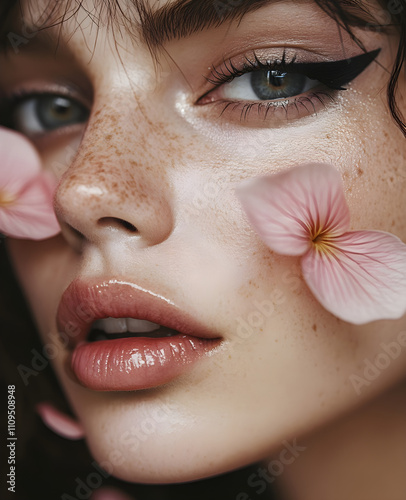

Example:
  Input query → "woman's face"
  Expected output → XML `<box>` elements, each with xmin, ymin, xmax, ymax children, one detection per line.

<box><xmin>3</xmin><ymin>0</ymin><xmax>406</xmax><ymax>483</ymax></box>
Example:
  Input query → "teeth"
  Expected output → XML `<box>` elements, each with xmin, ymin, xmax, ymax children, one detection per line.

<box><xmin>93</xmin><ymin>318</ymin><xmax>127</xmax><ymax>334</ymax></box>
<box><xmin>92</xmin><ymin>317</ymin><xmax>160</xmax><ymax>334</ymax></box>
<box><xmin>127</xmin><ymin>318</ymin><xmax>160</xmax><ymax>333</ymax></box>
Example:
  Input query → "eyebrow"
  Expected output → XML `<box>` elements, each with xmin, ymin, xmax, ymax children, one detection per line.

<box><xmin>0</xmin><ymin>0</ymin><xmax>373</xmax><ymax>56</ymax></box>
<box><xmin>136</xmin><ymin>0</ymin><xmax>273</xmax><ymax>49</ymax></box>
<box><xmin>0</xmin><ymin>0</ymin><xmax>271</xmax><ymax>54</ymax></box>
<box><xmin>134</xmin><ymin>0</ymin><xmax>375</xmax><ymax>50</ymax></box>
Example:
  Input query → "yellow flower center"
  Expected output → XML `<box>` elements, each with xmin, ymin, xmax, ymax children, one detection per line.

<box><xmin>310</xmin><ymin>229</ymin><xmax>336</xmax><ymax>255</ymax></box>
<box><xmin>0</xmin><ymin>190</ymin><xmax>17</xmax><ymax>207</ymax></box>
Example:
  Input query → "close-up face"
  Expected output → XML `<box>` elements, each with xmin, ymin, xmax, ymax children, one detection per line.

<box><xmin>1</xmin><ymin>0</ymin><xmax>406</xmax><ymax>486</ymax></box>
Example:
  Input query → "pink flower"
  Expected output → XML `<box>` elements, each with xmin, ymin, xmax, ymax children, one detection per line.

<box><xmin>236</xmin><ymin>163</ymin><xmax>406</xmax><ymax>325</ymax></box>
<box><xmin>0</xmin><ymin>127</ymin><xmax>60</xmax><ymax>240</ymax></box>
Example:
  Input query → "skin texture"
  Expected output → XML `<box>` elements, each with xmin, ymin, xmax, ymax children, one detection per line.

<box><xmin>2</xmin><ymin>0</ymin><xmax>406</xmax><ymax>498</ymax></box>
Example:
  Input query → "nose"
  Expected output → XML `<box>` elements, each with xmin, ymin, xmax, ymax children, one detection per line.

<box><xmin>54</xmin><ymin>134</ymin><xmax>174</xmax><ymax>250</ymax></box>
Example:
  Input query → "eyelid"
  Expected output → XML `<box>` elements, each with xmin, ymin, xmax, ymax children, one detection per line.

<box><xmin>195</xmin><ymin>48</ymin><xmax>381</xmax><ymax>125</ymax></box>
<box><xmin>201</xmin><ymin>48</ymin><xmax>381</xmax><ymax>97</ymax></box>
<box><xmin>0</xmin><ymin>81</ymin><xmax>92</xmax><ymax>113</ymax></box>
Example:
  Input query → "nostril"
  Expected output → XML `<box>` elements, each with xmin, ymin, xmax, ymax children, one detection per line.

<box><xmin>97</xmin><ymin>217</ymin><xmax>138</xmax><ymax>233</ymax></box>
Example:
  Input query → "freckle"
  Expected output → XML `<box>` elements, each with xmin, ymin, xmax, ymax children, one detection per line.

<box><xmin>82</xmin><ymin>152</ymin><xmax>95</xmax><ymax>163</ymax></box>
<box><xmin>105</xmin><ymin>134</ymin><xmax>112</xmax><ymax>141</ymax></box>
<box><xmin>312</xmin><ymin>323</ymin><xmax>317</xmax><ymax>331</ymax></box>
<box><xmin>357</xmin><ymin>167</ymin><xmax>363</xmax><ymax>176</ymax></box>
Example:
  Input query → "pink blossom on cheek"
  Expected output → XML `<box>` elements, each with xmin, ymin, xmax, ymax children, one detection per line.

<box><xmin>0</xmin><ymin>127</ymin><xmax>60</xmax><ymax>240</ymax></box>
<box><xmin>236</xmin><ymin>163</ymin><xmax>406</xmax><ymax>325</ymax></box>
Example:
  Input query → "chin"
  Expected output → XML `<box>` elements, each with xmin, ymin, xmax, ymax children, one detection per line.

<box><xmin>85</xmin><ymin>437</ymin><xmax>251</xmax><ymax>484</ymax></box>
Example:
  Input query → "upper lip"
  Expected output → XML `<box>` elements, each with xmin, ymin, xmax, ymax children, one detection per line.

<box><xmin>56</xmin><ymin>278</ymin><xmax>221</xmax><ymax>348</ymax></box>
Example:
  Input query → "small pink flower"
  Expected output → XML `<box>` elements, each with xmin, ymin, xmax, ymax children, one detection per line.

<box><xmin>236</xmin><ymin>163</ymin><xmax>406</xmax><ymax>325</ymax></box>
<box><xmin>0</xmin><ymin>127</ymin><xmax>60</xmax><ymax>240</ymax></box>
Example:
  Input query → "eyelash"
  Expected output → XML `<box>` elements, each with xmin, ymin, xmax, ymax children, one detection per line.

<box><xmin>207</xmin><ymin>51</ymin><xmax>299</xmax><ymax>86</ymax></box>
<box><xmin>219</xmin><ymin>92</ymin><xmax>334</xmax><ymax>122</ymax></box>
<box><xmin>200</xmin><ymin>49</ymin><xmax>380</xmax><ymax>122</ymax></box>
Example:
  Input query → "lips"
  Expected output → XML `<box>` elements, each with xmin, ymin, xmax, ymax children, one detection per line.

<box><xmin>57</xmin><ymin>279</ymin><xmax>222</xmax><ymax>391</ymax></box>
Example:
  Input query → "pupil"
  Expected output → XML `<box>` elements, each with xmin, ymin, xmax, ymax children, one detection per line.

<box><xmin>52</xmin><ymin>97</ymin><xmax>71</xmax><ymax>117</ymax></box>
<box><xmin>267</xmin><ymin>70</ymin><xmax>287</xmax><ymax>88</ymax></box>
<box><xmin>251</xmin><ymin>71</ymin><xmax>307</xmax><ymax>100</ymax></box>
<box><xmin>34</xmin><ymin>94</ymin><xmax>89</xmax><ymax>130</ymax></box>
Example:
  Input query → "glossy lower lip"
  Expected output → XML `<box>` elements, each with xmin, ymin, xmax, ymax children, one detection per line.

<box><xmin>57</xmin><ymin>279</ymin><xmax>222</xmax><ymax>391</ymax></box>
<box><xmin>71</xmin><ymin>335</ymin><xmax>220</xmax><ymax>391</ymax></box>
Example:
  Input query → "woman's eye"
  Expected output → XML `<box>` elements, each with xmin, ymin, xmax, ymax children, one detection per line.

<box><xmin>198</xmin><ymin>49</ymin><xmax>381</xmax><ymax>122</ymax></box>
<box><xmin>10</xmin><ymin>94</ymin><xmax>89</xmax><ymax>136</ymax></box>
<box><xmin>221</xmin><ymin>70</ymin><xmax>318</xmax><ymax>101</ymax></box>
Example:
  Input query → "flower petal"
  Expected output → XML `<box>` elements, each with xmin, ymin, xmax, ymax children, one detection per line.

<box><xmin>91</xmin><ymin>488</ymin><xmax>136</xmax><ymax>500</ymax></box>
<box><xmin>0</xmin><ymin>127</ymin><xmax>41</xmax><ymax>194</ymax></box>
<box><xmin>0</xmin><ymin>172</ymin><xmax>60</xmax><ymax>240</ymax></box>
<box><xmin>302</xmin><ymin>230</ymin><xmax>406</xmax><ymax>324</ymax></box>
<box><xmin>36</xmin><ymin>402</ymin><xmax>84</xmax><ymax>440</ymax></box>
<box><xmin>236</xmin><ymin>163</ymin><xmax>350</xmax><ymax>256</ymax></box>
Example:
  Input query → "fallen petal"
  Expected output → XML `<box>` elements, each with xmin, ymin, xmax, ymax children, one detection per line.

<box><xmin>36</xmin><ymin>402</ymin><xmax>85</xmax><ymax>440</ymax></box>
<box><xmin>236</xmin><ymin>163</ymin><xmax>350</xmax><ymax>256</ymax></box>
<box><xmin>302</xmin><ymin>230</ymin><xmax>406</xmax><ymax>324</ymax></box>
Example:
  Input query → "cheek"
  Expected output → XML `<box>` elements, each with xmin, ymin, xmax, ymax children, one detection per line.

<box><xmin>40</xmin><ymin>133</ymin><xmax>84</xmax><ymax>179</ymax></box>
<box><xmin>188</xmin><ymin>85</ymin><xmax>406</xmax><ymax>430</ymax></box>
<box><xmin>335</xmin><ymin>90</ymin><xmax>406</xmax><ymax>239</ymax></box>
<box><xmin>6</xmin><ymin>237</ymin><xmax>74</xmax><ymax>338</ymax></box>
